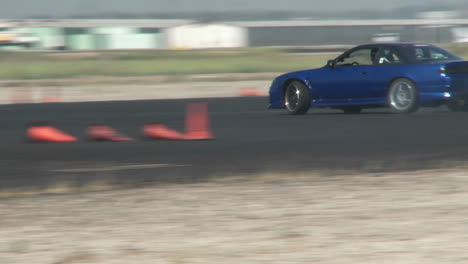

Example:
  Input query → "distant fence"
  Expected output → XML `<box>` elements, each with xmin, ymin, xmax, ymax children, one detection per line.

<box><xmin>0</xmin><ymin>19</ymin><xmax>467</xmax><ymax>51</ymax></box>
<box><xmin>247</xmin><ymin>25</ymin><xmax>456</xmax><ymax>46</ymax></box>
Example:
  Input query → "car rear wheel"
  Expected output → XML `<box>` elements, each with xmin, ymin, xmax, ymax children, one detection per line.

<box><xmin>388</xmin><ymin>78</ymin><xmax>419</xmax><ymax>113</ymax></box>
<box><xmin>285</xmin><ymin>81</ymin><xmax>310</xmax><ymax>115</ymax></box>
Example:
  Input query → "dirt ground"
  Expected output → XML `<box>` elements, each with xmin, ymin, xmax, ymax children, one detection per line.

<box><xmin>0</xmin><ymin>73</ymin><xmax>276</xmax><ymax>104</ymax></box>
<box><xmin>2</xmin><ymin>74</ymin><xmax>468</xmax><ymax>263</ymax></box>
<box><xmin>2</xmin><ymin>168</ymin><xmax>468</xmax><ymax>264</ymax></box>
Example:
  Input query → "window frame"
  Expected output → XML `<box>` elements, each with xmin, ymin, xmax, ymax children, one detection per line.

<box><xmin>334</xmin><ymin>46</ymin><xmax>380</xmax><ymax>67</ymax></box>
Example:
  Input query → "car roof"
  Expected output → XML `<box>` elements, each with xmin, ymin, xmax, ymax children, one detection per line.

<box><xmin>356</xmin><ymin>42</ymin><xmax>432</xmax><ymax>48</ymax></box>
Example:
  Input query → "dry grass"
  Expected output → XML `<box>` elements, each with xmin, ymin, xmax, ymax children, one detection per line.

<box><xmin>0</xmin><ymin>48</ymin><xmax>333</xmax><ymax>80</ymax></box>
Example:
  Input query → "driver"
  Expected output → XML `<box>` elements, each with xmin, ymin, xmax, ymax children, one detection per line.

<box><xmin>378</xmin><ymin>49</ymin><xmax>397</xmax><ymax>64</ymax></box>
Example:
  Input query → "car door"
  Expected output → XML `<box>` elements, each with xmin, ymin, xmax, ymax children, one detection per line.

<box><xmin>315</xmin><ymin>47</ymin><xmax>378</xmax><ymax>101</ymax></box>
<box><xmin>367</xmin><ymin>46</ymin><xmax>406</xmax><ymax>99</ymax></box>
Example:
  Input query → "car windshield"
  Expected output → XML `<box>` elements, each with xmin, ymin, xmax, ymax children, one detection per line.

<box><xmin>399</xmin><ymin>44</ymin><xmax>463</xmax><ymax>63</ymax></box>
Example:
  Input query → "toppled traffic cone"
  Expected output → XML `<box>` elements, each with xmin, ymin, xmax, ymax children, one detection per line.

<box><xmin>41</xmin><ymin>87</ymin><xmax>63</xmax><ymax>103</ymax></box>
<box><xmin>27</xmin><ymin>125</ymin><xmax>77</xmax><ymax>143</ymax></box>
<box><xmin>142</xmin><ymin>123</ymin><xmax>185</xmax><ymax>140</ymax></box>
<box><xmin>86</xmin><ymin>125</ymin><xmax>133</xmax><ymax>142</ymax></box>
<box><xmin>239</xmin><ymin>88</ymin><xmax>266</xmax><ymax>97</ymax></box>
<box><xmin>184</xmin><ymin>103</ymin><xmax>214</xmax><ymax>140</ymax></box>
<box><xmin>41</xmin><ymin>97</ymin><xmax>63</xmax><ymax>103</ymax></box>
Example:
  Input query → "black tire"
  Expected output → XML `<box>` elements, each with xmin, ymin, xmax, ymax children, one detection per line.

<box><xmin>447</xmin><ymin>98</ymin><xmax>468</xmax><ymax>112</ymax></box>
<box><xmin>284</xmin><ymin>81</ymin><xmax>310</xmax><ymax>115</ymax></box>
<box><xmin>341</xmin><ymin>106</ymin><xmax>362</xmax><ymax>114</ymax></box>
<box><xmin>387</xmin><ymin>78</ymin><xmax>419</xmax><ymax>113</ymax></box>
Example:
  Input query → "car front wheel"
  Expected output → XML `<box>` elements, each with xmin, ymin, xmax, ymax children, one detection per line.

<box><xmin>284</xmin><ymin>81</ymin><xmax>310</xmax><ymax>115</ymax></box>
<box><xmin>388</xmin><ymin>78</ymin><xmax>419</xmax><ymax>113</ymax></box>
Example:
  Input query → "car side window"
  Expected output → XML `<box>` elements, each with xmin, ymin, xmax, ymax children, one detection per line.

<box><xmin>399</xmin><ymin>45</ymin><xmax>461</xmax><ymax>62</ymax></box>
<box><xmin>430</xmin><ymin>50</ymin><xmax>449</xmax><ymax>59</ymax></box>
<box><xmin>416</xmin><ymin>47</ymin><xmax>449</xmax><ymax>60</ymax></box>
<box><xmin>376</xmin><ymin>47</ymin><xmax>402</xmax><ymax>65</ymax></box>
<box><xmin>336</xmin><ymin>48</ymin><xmax>377</xmax><ymax>67</ymax></box>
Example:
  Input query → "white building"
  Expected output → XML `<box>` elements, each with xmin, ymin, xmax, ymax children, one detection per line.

<box><xmin>165</xmin><ymin>23</ymin><xmax>247</xmax><ymax>49</ymax></box>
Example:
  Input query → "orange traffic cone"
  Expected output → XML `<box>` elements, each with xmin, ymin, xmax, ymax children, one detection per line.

<box><xmin>142</xmin><ymin>124</ymin><xmax>185</xmax><ymax>140</ymax></box>
<box><xmin>27</xmin><ymin>125</ymin><xmax>77</xmax><ymax>143</ymax></box>
<box><xmin>184</xmin><ymin>103</ymin><xmax>214</xmax><ymax>140</ymax></box>
<box><xmin>86</xmin><ymin>125</ymin><xmax>133</xmax><ymax>142</ymax></box>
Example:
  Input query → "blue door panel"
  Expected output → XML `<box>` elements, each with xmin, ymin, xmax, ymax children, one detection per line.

<box><xmin>309</xmin><ymin>66</ymin><xmax>375</xmax><ymax>100</ymax></box>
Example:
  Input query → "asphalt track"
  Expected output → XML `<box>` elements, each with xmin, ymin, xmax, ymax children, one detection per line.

<box><xmin>2</xmin><ymin>96</ymin><xmax>468</xmax><ymax>190</ymax></box>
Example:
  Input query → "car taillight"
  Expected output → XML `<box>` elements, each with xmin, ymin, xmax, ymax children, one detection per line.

<box><xmin>439</xmin><ymin>66</ymin><xmax>446</xmax><ymax>76</ymax></box>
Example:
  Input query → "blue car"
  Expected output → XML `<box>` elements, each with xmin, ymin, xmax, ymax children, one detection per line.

<box><xmin>268</xmin><ymin>43</ymin><xmax>468</xmax><ymax>114</ymax></box>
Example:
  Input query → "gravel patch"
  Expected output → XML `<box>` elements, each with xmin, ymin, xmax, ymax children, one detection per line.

<box><xmin>2</xmin><ymin>169</ymin><xmax>468</xmax><ymax>264</ymax></box>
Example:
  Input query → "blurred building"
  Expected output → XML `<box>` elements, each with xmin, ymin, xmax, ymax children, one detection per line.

<box><xmin>166</xmin><ymin>23</ymin><xmax>247</xmax><ymax>49</ymax></box>
<box><xmin>453</xmin><ymin>27</ymin><xmax>468</xmax><ymax>43</ymax></box>
<box><xmin>0</xmin><ymin>19</ymin><xmax>192</xmax><ymax>50</ymax></box>
<box><xmin>0</xmin><ymin>18</ymin><xmax>468</xmax><ymax>51</ymax></box>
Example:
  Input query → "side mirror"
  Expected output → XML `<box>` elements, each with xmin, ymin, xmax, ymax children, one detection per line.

<box><xmin>327</xmin><ymin>59</ymin><xmax>336</xmax><ymax>69</ymax></box>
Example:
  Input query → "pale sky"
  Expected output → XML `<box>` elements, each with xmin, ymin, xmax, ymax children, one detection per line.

<box><xmin>1</xmin><ymin>0</ymin><xmax>465</xmax><ymax>18</ymax></box>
